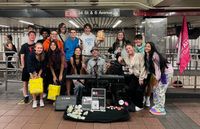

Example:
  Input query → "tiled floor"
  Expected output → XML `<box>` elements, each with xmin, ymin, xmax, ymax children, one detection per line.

<box><xmin>0</xmin><ymin>82</ymin><xmax>200</xmax><ymax>129</ymax></box>
<box><xmin>0</xmin><ymin>97</ymin><xmax>199</xmax><ymax>129</ymax></box>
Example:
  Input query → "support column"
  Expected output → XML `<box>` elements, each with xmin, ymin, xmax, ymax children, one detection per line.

<box><xmin>145</xmin><ymin>18</ymin><xmax>167</xmax><ymax>55</ymax></box>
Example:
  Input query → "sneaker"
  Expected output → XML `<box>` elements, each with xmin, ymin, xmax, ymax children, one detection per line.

<box><xmin>24</xmin><ymin>96</ymin><xmax>29</xmax><ymax>103</ymax></box>
<box><xmin>32</xmin><ymin>100</ymin><xmax>37</xmax><ymax>108</ymax></box>
<box><xmin>145</xmin><ymin>99</ymin><xmax>151</xmax><ymax>107</ymax></box>
<box><xmin>40</xmin><ymin>99</ymin><xmax>44</xmax><ymax>107</ymax></box>
<box><xmin>149</xmin><ymin>107</ymin><xmax>166</xmax><ymax>115</ymax></box>
<box><xmin>135</xmin><ymin>106</ymin><xmax>143</xmax><ymax>112</ymax></box>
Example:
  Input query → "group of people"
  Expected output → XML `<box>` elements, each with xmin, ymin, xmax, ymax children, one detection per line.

<box><xmin>111</xmin><ymin>33</ymin><xmax>173</xmax><ymax>115</ymax></box>
<box><xmin>18</xmin><ymin>23</ymin><xmax>104</xmax><ymax>109</ymax></box>
<box><xmin>4</xmin><ymin>23</ymin><xmax>173</xmax><ymax>116</ymax></box>
<box><xmin>114</xmin><ymin>34</ymin><xmax>174</xmax><ymax>115</ymax></box>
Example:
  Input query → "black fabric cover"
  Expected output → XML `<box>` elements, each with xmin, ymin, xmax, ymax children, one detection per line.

<box><xmin>63</xmin><ymin>108</ymin><xmax>130</xmax><ymax>123</ymax></box>
<box><xmin>106</xmin><ymin>60</ymin><xmax>124</xmax><ymax>75</ymax></box>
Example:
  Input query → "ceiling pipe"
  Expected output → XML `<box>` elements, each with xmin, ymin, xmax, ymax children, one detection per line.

<box><xmin>133</xmin><ymin>9</ymin><xmax>200</xmax><ymax>16</ymax></box>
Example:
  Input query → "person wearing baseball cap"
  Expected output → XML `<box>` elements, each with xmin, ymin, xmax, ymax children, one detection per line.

<box><xmin>87</xmin><ymin>46</ymin><xmax>106</xmax><ymax>75</ymax></box>
<box><xmin>90</xmin><ymin>46</ymin><xmax>99</xmax><ymax>53</ymax></box>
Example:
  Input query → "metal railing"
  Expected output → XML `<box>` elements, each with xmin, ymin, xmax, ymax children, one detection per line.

<box><xmin>1</xmin><ymin>50</ymin><xmax>200</xmax><ymax>91</ymax></box>
<box><xmin>166</xmin><ymin>49</ymin><xmax>200</xmax><ymax>89</ymax></box>
<box><xmin>0</xmin><ymin>51</ymin><xmax>22</xmax><ymax>91</ymax></box>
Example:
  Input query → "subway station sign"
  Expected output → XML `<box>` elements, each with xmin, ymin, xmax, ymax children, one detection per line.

<box><xmin>65</xmin><ymin>9</ymin><xmax>120</xmax><ymax>18</ymax></box>
<box><xmin>0</xmin><ymin>9</ymin><xmax>132</xmax><ymax>17</ymax></box>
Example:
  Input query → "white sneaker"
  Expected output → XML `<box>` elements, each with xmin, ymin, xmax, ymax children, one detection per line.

<box><xmin>32</xmin><ymin>100</ymin><xmax>37</xmax><ymax>109</ymax></box>
<box><xmin>40</xmin><ymin>99</ymin><xmax>44</xmax><ymax>107</ymax></box>
<box><xmin>145</xmin><ymin>99</ymin><xmax>151</xmax><ymax>107</ymax></box>
<box><xmin>135</xmin><ymin>106</ymin><xmax>143</xmax><ymax>112</ymax></box>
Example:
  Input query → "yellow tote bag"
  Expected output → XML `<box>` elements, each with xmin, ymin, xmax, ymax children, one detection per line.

<box><xmin>47</xmin><ymin>84</ymin><xmax>61</xmax><ymax>100</ymax></box>
<box><xmin>29</xmin><ymin>78</ymin><xmax>43</xmax><ymax>94</ymax></box>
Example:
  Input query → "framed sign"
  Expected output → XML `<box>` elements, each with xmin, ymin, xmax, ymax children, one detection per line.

<box><xmin>91</xmin><ymin>88</ymin><xmax>106</xmax><ymax>111</ymax></box>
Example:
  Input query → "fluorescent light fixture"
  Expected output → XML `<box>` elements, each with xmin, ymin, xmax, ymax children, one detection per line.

<box><xmin>141</xmin><ymin>21</ymin><xmax>146</xmax><ymax>24</ymax></box>
<box><xmin>69</xmin><ymin>20</ymin><xmax>79</xmax><ymax>28</ymax></box>
<box><xmin>139</xmin><ymin>25</ymin><xmax>143</xmax><ymax>28</ymax></box>
<box><xmin>150</xmin><ymin>18</ymin><xmax>165</xmax><ymax>23</ymax></box>
<box><xmin>19</xmin><ymin>20</ymin><xmax>34</xmax><ymax>25</ymax></box>
<box><xmin>0</xmin><ymin>25</ymin><xmax>9</xmax><ymax>28</ymax></box>
<box><xmin>112</xmin><ymin>20</ymin><xmax>122</xmax><ymax>28</ymax></box>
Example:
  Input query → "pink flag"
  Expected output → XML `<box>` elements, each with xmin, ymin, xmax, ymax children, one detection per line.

<box><xmin>178</xmin><ymin>16</ymin><xmax>190</xmax><ymax>74</ymax></box>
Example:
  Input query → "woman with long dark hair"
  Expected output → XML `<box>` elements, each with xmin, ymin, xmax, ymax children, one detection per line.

<box><xmin>70</xmin><ymin>47</ymin><xmax>86</xmax><ymax>103</ymax></box>
<box><xmin>47</xmin><ymin>40</ymin><xmax>67</xmax><ymax>95</ymax></box>
<box><xmin>144</xmin><ymin>42</ymin><xmax>173</xmax><ymax>115</ymax></box>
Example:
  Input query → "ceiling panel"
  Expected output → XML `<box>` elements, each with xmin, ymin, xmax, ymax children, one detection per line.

<box><xmin>1</xmin><ymin>15</ymin><xmax>200</xmax><ymax>29</ymax></box>
<box><xmin>0</xmin><ymin>17</ymin><xmax>143</xmax><ymax>28</ymax></box>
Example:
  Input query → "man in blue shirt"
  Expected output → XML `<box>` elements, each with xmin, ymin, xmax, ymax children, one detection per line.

<box><xmin>64</xmin><ymin>29</ymin><xmax>79</xmax><ymax>61</ymax></box>
<box><xmin>64</xmin><ymin>29</ymin><xmax>79</xmax><ymax>95</ymax></box>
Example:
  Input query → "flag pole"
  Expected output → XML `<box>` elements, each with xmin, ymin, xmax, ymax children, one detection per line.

<box><xmin>176</xmin><ymin>34</ymin><xmax>181</xmax><ymax>65</ymax></box>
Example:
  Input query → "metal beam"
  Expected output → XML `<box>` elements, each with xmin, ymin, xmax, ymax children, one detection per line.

<box><xmin>0</xmin><ymin>1</ymin><xmax>153</xmax><ymax>10</ymax></box>
<box><xmin>153</xmin><ymin>0</ymin><xmax>182</xmax><ymax>7</ymax></box>
<box><xmin>134</xmin><ymin>9</ymin><xmax>200</xmax><ymax>17</ymax></box>
<box><xmin>148</xmin><ymin>0</ymin><xmax>164</xmax><ymax>6</ymax></box>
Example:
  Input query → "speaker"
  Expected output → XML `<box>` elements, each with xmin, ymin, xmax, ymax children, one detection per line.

<box><xmin>55</xmin><ymin>95</ymin><xmax>77</xmax><ymax>111</ymax></box>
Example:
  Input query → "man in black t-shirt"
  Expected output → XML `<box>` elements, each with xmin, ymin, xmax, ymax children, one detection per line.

<box><xmin>19</xmin><ymin>31</ymin><xmax>36</xmax><ymax>103</ymax></box>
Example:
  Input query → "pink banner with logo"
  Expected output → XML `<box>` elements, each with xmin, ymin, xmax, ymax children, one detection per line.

<box><xmin>178</xmin><ymin>16</ymin><xmax>190</xmax><ymax>74</ymax></box>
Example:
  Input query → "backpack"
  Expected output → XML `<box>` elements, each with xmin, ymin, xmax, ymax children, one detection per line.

<box><xmin>106</xmin><ymin>60</ymin><xmax>123</xmax><ymax>75</ymax></box>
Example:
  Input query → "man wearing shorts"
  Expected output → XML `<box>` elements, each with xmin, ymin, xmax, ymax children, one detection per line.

<box><xmin>20</xmin><ymin>31</ymin><xmax>36</xmax><ymax>103</ymax></box>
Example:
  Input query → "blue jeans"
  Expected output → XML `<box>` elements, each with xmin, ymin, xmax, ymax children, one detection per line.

<box><xmin>73</xmin><ymin>80</ymin><xmax>85</xmax><ymax>104</ymax></box>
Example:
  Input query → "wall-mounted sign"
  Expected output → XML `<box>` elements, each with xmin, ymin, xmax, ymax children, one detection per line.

<box><xmin>65</xmin><ymin>9</ymin><xmax>120</xmax><ymax>18</ymax></box>
<box><xmin>0</xmin><ymin>9</ymin><xmax>132</xmax><ymax>17</ymax></box>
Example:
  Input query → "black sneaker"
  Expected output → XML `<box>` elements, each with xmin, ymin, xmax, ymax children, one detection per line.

<box><xmin>24</xmin><ymin>96</ymin><xmax>29</xmax><ymax>103</ymax></box>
